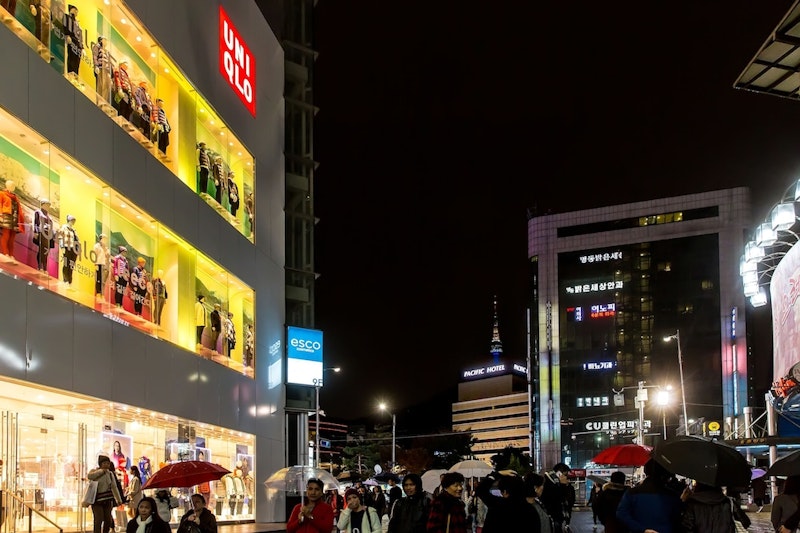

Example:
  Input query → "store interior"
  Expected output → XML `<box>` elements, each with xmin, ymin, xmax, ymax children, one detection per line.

<box><xmin>0</xmin><ymin>377</ymin><xmax>256</xmax><ymax>530</ymax></box>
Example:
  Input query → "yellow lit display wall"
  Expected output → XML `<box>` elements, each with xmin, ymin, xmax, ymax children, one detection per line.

<box><xmin>0</xmin><ymin>108</ymin><xmax>255</xmax><ymax>376</ymax></box>
<box><xmin>0</xmin><ymin>0</ymin><xmax>255</xmax><ymax>240</ymax></box>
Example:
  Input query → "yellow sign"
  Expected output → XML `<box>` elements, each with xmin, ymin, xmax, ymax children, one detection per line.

<box><xmin>708</xmin><ymin>421</ymin><xmax>720</xmax><ymax>432</ymax></box>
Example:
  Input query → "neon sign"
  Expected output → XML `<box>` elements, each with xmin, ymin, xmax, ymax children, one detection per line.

<box><xmin>590</xmin><ymin>303</ymin><xmax>616</xmax><ymax>318</ymax></box>
<box><xmin>566</xmin><ymin>306</ymin><xmax>583</xmax><ymax>322</ymax></box>
<box><xmin>219</xmin><ymin>6</ymin><xmax>256</xmax><ymax>116</ymax></box>
<box><xmin>565</xmin><ymin>281</ymin><xmax>623</xmax><ymax>294</ymax></box>
<box><xmin>579</xmin><ymin>251</ymin><xmax>622</xmax><ymax>264</ymax></box>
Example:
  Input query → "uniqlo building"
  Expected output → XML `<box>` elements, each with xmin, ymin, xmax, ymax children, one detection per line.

<box><xmin>0</xmin><ymin>0</ymin><xmax>293</xmax><ymax>525</ymax></box>
<box><xmin>528</xmin><ymin>189</ymin><xmax>752</xmax><ymax>469</ymax></box>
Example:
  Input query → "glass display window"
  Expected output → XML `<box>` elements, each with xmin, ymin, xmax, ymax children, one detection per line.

<box><xmin>0</xmin><ymin>106</ymin><xmax>255</xmax><ymax>377</ymax></box>
<box><xmin>0</xmin><ymin>0</ymin><xmax>256</xmax><ymax>242</ymax></box>
<box><xmin>0</xmin><ymin>377</ymin><xmax>256</xmax><ymax>530</ymax></box>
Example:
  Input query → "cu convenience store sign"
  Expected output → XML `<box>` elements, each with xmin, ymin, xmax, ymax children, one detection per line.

<box><xmin>219</xmin><ymin>6</ymin><xmax>256</xmax><ymax>116</ymax></box>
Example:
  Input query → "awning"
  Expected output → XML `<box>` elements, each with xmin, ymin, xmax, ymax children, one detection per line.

<box><xmin>734</xmin><ymin>0</ymin><xmax>800</xmax><ymax>100</ymax></box>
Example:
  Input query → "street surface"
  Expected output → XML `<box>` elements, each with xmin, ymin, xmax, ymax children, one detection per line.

<box><xmin>568</xmin><ymin>508</ymin><xmax>774</xmax><ymax>533</ymax></box>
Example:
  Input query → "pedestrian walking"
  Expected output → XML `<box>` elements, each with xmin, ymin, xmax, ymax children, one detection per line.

<box><xmin>476</xmin><ymin>470</ymin><xmax>539</xmax><ymax>532</ymax></box>
<box><xmin>588</xmin><ymin>483</ymin><xmax>602</xmax><ymax>528</ymax></box>
<box><xmin>616</xmin><ymin>459</ymin><xmax>683</xmax><ymax>533</ymax></box>
<box><xmin>426</xmin><ymin>472</ymin><xmax>468</xmax><ymax>533</ymax></box>
<box><xmin>126</xmin><ymin>497</ymin><xmax>171</xmax><ymax>533</ymax></box>
<box><xmin>772</xmin><ymin>475</ymin><xmax>800</xmax><ymax>532</ymax></box>
<box><xmin>338</xmin><ymin>488</ymin><xmax>381</xmax><ymax>533</ymax></box>
<box><xmin>681</xmin><ymin>482</ymin><xmax>750</xmax><ymax>532</ymax></box>
<box><xmin>388</xmin><ymin>474</ymin><xmax>431</xmax><ymax>533</ymax></box>
<box><xmin>286</xmin><ymin>478</ymin><xmax>334</xmax><ymax>532</ymax></box>
<box><xmin>540</xmin><ymin>463</ymin><xmax>575</xmax><ymax>531</ymax></box>
<box><xmin>524</xmin><ymin>473</ymin><xmax>553</xmax><ymax>533</ymax></box>
<box><xmin>87</xmin><ymin>455</ymin><xmax>125</xmax><ymax>533</ymax></box>
<box><xmin>594</xmin><ymin>471</ymin><xmax>629</xmax><ymax>533</ymax></box>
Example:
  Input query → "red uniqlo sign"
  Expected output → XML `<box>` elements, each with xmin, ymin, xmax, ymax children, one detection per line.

<box><xmin>219</xmin><ymin>6</ymin><xmax>256</xmax><ymax>116</ymax></box>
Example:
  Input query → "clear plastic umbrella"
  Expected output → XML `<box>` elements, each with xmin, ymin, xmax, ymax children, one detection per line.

<box><xmin>264</xmin><ymin>465</ymin><xmax>340</xmax><ymax>493</ymax></box>
<box><xmin>448</xmin><ymin>460</ymin><xmax>493</xmax><ymax>478</ymax></box>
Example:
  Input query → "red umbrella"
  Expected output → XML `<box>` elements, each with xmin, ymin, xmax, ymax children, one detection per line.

<box><xmin>592</xmin><ymin>444</ymin><xmax>652</xmax><ymax>466</ymax></box>
<box><xmin>142</xmin><ymin>461</ymin><xmax>230</xmax><ymax>489</ymax></box>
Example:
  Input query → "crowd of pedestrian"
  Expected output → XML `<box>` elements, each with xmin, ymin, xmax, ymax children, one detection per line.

<box><xmin>287</xmin><ymin>457</ymin><xmax>777</xmax><ymax>533</ymax></box>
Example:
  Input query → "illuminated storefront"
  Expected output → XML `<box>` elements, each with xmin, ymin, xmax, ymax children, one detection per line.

<box><xmin>0</xmin><ymin>0</ymin><xmax>285</xmax><ymax>524</ymax></box>
<box><xmin>0</xmin><ymin>108</ymin><xmax>255</xmax><ymax>373</ymax></box>
<box><xmin>2</xmin><ymin>377</ymin><xmax>255</xmax><ymax>530</ymax></box>
<box><xmin>0</xmin><ymin>0</ymin><xmax>256</xmax><ymax>240</ymax></box>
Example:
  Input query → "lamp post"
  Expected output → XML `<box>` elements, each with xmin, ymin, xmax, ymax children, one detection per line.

<box><xmin>655</xmin><ymin>387</ymin><xmax>671</xmax><ymax>439</ymax></box>
<box><xmin>315</xmin><ymin>366</ymin><xmax>341</xmax><ymax>469</ymax></box>
<box><xmin>663</xmin><ymin>330</ymin><xmax>689</xmax><ymax>436</ymax></box>
<box><xmin>378</xmin><ymin>403</ymin><xmax>396</xmax><ymax>469</ymax></box>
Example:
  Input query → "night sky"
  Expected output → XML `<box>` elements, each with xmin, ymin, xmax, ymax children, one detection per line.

<box><xmin>311</xmin><ymin>1</ymin><xmax>800</xmax><ymax>423</ymax></box>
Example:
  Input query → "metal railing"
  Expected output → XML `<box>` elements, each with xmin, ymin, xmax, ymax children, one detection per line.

<box><xmin>1</xmin><ymin>490</ymin><xmax>63</xmax><ymax>533</ymax></box>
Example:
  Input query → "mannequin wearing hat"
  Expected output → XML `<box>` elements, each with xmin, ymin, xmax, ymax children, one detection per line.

<box><xmin>92</xmin><ymin>36</ymin><xmax>112</xmax><ymax>105</ymax></box>
<box><xmin>113</xmin><ymin>60</ymin><xmax>133</xmax><ymax>120</ymax></box>
<box><xmin>132</xmin><ymin>81</ymin><xmax>153</xmax><ymax>137</ymax></box>
<box><xmin>57</xmin><ymin>214</ymin><xmax>80</xmax><ymax>286</ymax></box>
<box><xmin>212</xmin><ymin>156</ymin><xmax>225</xmax><ymax>205</ymax></box>
<box><xmin>92</xmin><ymin>234</ymin><xmax>110</xmax><ymax>297</ymax></box>
<box><xmin>33</xmin><ymin>198</ymin><xmax>55</xmax><ymax>272</ymax></box>
<box><xmin>63</xmin><ymin>4</ymin><xmax>83</xmax><ymax>75</ymax></box>
<box><xmin>129</xmin><ymin>256</ymin><xmax>149</xmax><ymax>317</ymax></box>
<box><xmin>210</xmin><ymin>303</ymin><xmax>222</xmax><ymax>352</ymax></box>
<box><xmin>0</xmin><ymin>180</ymin><xmax>24</xmax><ymax>258</ymax></box>
<box><xmin>111</xmin><ymin>246</ymin><xmax>129</xmax><ymax>308</ymax></box>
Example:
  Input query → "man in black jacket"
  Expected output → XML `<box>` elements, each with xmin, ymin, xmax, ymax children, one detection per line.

<box><xmin>540</xmin><ymin>463</ymin><xmax>575</xmax><ymax>531</ymax></box>
<box><xmin>594</xmin><ymin>471</ymin><xmax>629</xmax><ymax>533</ymax></box>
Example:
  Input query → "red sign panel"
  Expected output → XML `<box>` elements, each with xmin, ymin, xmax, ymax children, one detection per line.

<box><xmin>219</xmin><ymin>6</ymin><xmax>256</xmax><ymax>116</ymax></box>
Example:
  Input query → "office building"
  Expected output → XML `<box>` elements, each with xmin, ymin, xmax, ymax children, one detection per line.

<box><xmin>528</xmin><ymin>188</ymin><xmax>750</xmax><ymax>468</ymax></box>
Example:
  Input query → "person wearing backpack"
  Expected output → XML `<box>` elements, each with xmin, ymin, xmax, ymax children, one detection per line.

<box><xmin>338</xmin><ymin>488</ymin><xmax>381</xmax><ymax>533</ymax></box>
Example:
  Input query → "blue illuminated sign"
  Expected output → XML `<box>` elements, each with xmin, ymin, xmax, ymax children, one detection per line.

<box><xmin>287</xmin><ymin>326</ymin><xmax>324</xmax><ymax>386</ymax></box>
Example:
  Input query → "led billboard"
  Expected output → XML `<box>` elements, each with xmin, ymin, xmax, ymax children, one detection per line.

<box><xmin>286</xmin><ymin>326</ymin><xmax>324</xmax><ymax>386</ymax></box>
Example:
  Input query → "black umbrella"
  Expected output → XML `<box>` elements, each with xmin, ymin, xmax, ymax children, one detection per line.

<box><xmin>652</xmin><ymin>436</ymin><xmax>751</xmax><ymax>488</ymax></box>
<box><xmin>766</xmin><ymin>449</ymin><xmax>800</xmax><ymax>477</ymax></box>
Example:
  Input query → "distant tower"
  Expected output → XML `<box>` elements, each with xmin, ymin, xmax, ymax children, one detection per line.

<box><xmin>490</xmin><ymin>296</ymin><xmax>503</xmax><ymax>362</ymax></box>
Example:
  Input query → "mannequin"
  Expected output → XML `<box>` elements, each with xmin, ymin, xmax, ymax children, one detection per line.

<box><xmin>132</xmin><ymin>81</ymin><xmax>153</xmax><ymax>137</ymax></box>
<box><xmin>0</xmin><ymin>180</ymin><xmax>24</xmax><ymax>258</ymax></box>
<box><xmin>154</xmin><ymin>98</ymin><xmax>171</xmax><ymax>155</ymax></box>
<box><xmin>129</xmin><ymin>256</ymin><xmax>148</xmax><ymax>317</ymax></box>
<box><xmin>195</xmin><ymin>295</ymin><xmax>206</xmax><ymax>345</ymax></box>
<box><xmin>63</xmin><ymin>4</ymin><xmax>83</xmax><ymax>76</ymax></box>
<box><xmin>244</xmin><ymin>192</ymin><xmax>254</xmax><ymax>234</ymax></box>
<box><xmin>57</xmin><ymin>215</ymin><xmax>80</xmax><ymax>286</ymax></box>
<box><xmin>92</xmin><ymin>234</ymin><xmax>110</xmax><ymax>298</ymax></box>
<box><xmin>111</xmin><ymin>245</ymin><xmax>129</xmax><ymax>308</ymax></box>
<box><xmin>244</xmin><ymin>324</ymin><xmax>254</xmax><ymax>368</ymax></box>
<box><xmin>33</xmin><ymin>198</ymin><xmax>54</xmax><ymax>273</ymax></box>
<box><xmin>196</xmin><ymin>142</ymin><xmax>210</xmax><ymax>195</ymax></box>
<box><xmin>210</xmin><ymin>303</ymin><xmax>222</xmax><ymax>352</ymax></box>
<box><xmin>227</xmin><ymin>171</ymin><xmax>240</xmax><ymax>216</ymax></box>
<box><xmin>212</xmin><ymin>156</ymin><xmax>225</xmax><ymax>204</ymax></box>
<box><xmin>92</xmin><ymin>37</ymin><xmax>112</xmax><ymax>105</ymax></box>
<box><xmin>151</xmin><ymin>269</ymin><xmax>167</xmax><ymax>326</ymax></box>
<box><xmin>29</xmin><ymin>0</ymin><xmax>51</xmax><ymax>52</ymax></box>
<box><xmin>224</xmin><ymin>312</ymin><xmax>235</xmax><ymax>358</ymax></box>
<box><xmin>113</xmin><ymin>60</ymin><xmax>133</xmax><ymax>121</ymax></box>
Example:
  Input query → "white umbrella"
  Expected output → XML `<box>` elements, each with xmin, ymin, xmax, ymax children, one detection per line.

<box><xmin>264</xmin><ymin>465</ymin><xmax>340</xmax><ymax>492</ymax></box>
<box><xmin>448</xmin><ymin>459</ymin><xmax>493</xmax><ymax>478</ymax></box>
<box><xmin>421</xmin><ymin>469</ymin><xmax>447</xmax><ymax>493</ymax></box>
<box><xmin>363</xmin><ymin>478</ymin><xmax>379</xmax><ymax>486</ymax></box>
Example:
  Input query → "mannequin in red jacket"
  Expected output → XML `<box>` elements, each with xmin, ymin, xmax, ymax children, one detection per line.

<box><xmin>0</xmin><ymin>180</ymin><xmax>24</xmax><ymax>257</ymax></box>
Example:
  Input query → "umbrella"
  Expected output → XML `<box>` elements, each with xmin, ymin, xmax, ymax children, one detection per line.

<box><xmin>653</xmin><ymin>436</ymin><xmax>751</xmax><ymax>488</ymax></box>
<box><xmin>448</xmin><ymin>459</ymin><xmax>493</xmax><ymax>478</ymax></box>
<box><xmin>362</xmin><ymin>478</ymin><xmax>379</xmax><ymax>486</ymax></box>
<box><xmin>587</xmin><ymin>475</ymin><xmax>608</xmax><ymax>486</ymax></box>
<box><xmin>751</xmin><ymin>468</ymin><xmax>767</xmax><ymax>480</ymax></box>
<box><xmin>142</xmin><ymin>461</ymin><xmax>230</xmax><ymax>489</ymax></box>
<box><xmin>421</xmin><ymin>469</ymin><xmax>447</xmax><ymax>494</ymax></box>
<box><xmin>374</xmin><ymin>471</ymin><xmax>401</xmax><ymax>483</ymax></box>
<box><xmin>264</xmin><ymin>466</ymin><xmax>340</xmax><ymax>492</ymax></box>
<box><xmin>592</xmin><ymin>444</ymin><xmax>652</xmax><ymax>467</ymax></box>
<box><xmin>767</xmin><ymin>449</ymin><xmax>800</xmax><ymax>477</ymax></box>
<box><xmin>592</xmin><ymin>444</ymin><xmax>653</xmax><ymax>466</ymax></box>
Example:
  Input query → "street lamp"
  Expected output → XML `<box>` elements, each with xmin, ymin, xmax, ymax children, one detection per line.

<box><xmin>663</xmin><ymin>330</ymin><xmax>689</xmax><ymax>436</ymax></box>
<box><xmin>378</xmin><ymin>402</ymin><xmax>396</xmax><ymax>469</ymax></box>
<box><xmin>655</xmin><ymin>387</ymin><xmax>671</xmax><ymax>439</ymax></box>
<box><xmin>315</xmin><ymin>366</ymin><xmax>341</xmax><ymax>469</ymax></box>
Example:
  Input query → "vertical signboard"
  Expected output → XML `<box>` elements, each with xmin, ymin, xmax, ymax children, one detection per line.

<box><xmin>219</xmin><ymin>6</ymin><xmax>256</xmax><ymax>116</ymax></box>
<box><xmin>286</xmin><ymin>326</ymin><xmax>324</xmax><ymax>386</ymax></box>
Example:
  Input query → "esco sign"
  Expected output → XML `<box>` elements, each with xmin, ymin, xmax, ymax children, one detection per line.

<box><xmin>290</xmin><ymin>338</ymin><xmax>322</xmax><ymax>353</ymax></box>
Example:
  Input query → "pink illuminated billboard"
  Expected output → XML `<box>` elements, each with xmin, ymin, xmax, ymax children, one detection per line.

<box><xmin>771</xmin><ymin>243</ymin><xmax>800</xmax><ymax>382</ymax></box>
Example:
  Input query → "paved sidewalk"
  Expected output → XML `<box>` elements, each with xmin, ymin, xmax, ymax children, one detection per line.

<box><xmin>568</xmin><ymin>509</ymin><xmax>774</xmax><ymax>533</ymax></box>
